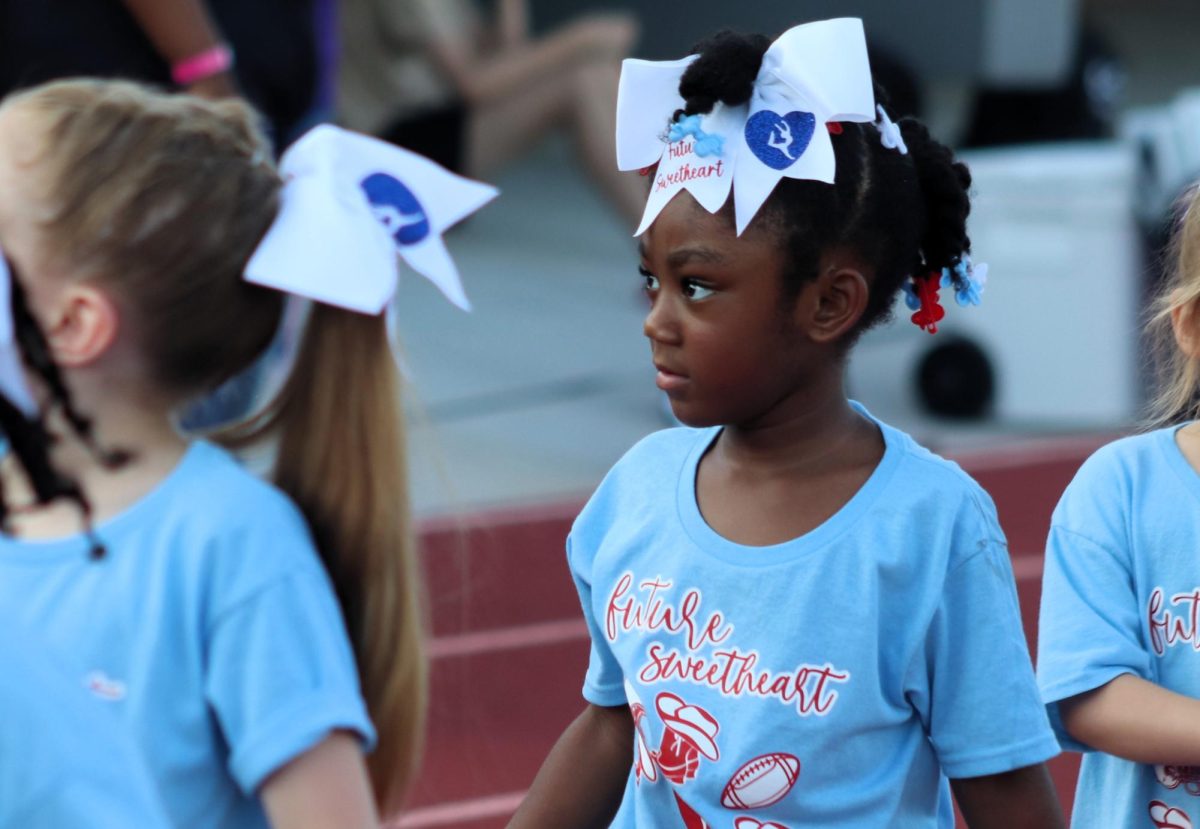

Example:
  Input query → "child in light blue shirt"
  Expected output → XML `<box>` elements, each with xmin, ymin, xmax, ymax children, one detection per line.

<box><xmin>0</xmin><ymin>442</ymin><xmax>373</xmax><ymax>829</ymax></box>
<box><xmin>512</xmin><ymin>19</ymin><xmax>1062</xmax><ymax>828</ymax></box>
<box><xmin>0</xmin><ymin>78</ymin><xmax>491</xmax><ymax>826</ymax></box>
<box><xmin>1038</xmin><ymin>185</ymin><xmax>1200</xmax><ymax>827</ymax></box>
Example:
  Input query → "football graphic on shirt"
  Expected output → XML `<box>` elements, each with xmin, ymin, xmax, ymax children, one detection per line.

<box><xmin>721</xmin><ymin>753</ymin><xmax>801</xmax><ymax>810</ymax></box>
<box><xmin>734</xmin><ymin>818</ymin><xmax>791</xmax><ymax>829</ymax></box>
<box><xmin>656</xmin><ymin>692</ymin><xmax>720</xmax><ymax>784</ymax></box>
<box><xmin>1150</xmin><ymin>800</ymin><xmax>1193</xmax><ymax>829</ymax></box>
<box><xmin>1158</xmin><ymin>765</ymin><xmax>1200</xmax><ymax>796</ymax></box>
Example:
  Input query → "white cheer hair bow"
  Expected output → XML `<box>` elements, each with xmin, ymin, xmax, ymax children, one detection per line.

<box><xmin>245</xmin><ymin>125</ymin><xmax>499</xmax><ymax>313</ymax></box>
<box><xmin>616</xmin><ymin>18</ymin><xmax>877</xmax><ymax>236</ymax></box>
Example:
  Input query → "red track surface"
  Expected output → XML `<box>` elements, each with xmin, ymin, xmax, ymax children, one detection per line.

<box><xmin>390</xmin><ymin>437</ymin><xmax>1110</xmax><ymax>828</ymax></box>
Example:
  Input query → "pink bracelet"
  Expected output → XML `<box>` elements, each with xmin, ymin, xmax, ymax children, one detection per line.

<box><xmin>171</xmin><ymin>43</ymin><xmax>234</xmax><ymax>86</ymax></box>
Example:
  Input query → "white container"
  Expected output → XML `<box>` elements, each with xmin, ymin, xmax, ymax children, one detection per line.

<box><xmin>849</xmin><ymin>141</ymin><xmax>1141</xmax><ymax>428</ymax></box>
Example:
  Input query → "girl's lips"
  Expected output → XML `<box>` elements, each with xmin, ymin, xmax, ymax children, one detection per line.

<box><xmin>655</xmin><ymin>368</ymin><xmax>688</xmax><ymax>392</ymax></box>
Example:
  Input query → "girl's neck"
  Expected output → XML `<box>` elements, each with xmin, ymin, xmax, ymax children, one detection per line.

<box><xmin>4</xmin><ymin>391</ymin><xmax>189</xmax><ymax>539</ymax></box>
<box><xmin>716</xmin><ymin>374</ymin><xmax>880</xmax><ymax>478</ymax></box>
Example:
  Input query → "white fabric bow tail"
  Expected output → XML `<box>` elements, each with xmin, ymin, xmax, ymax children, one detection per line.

<box><xmin>245</xmin><ymin>125</ymin><xmax>499</xmax><ymax>314</ymax></box>
<box><xmin>616</xmin><ymin>18</ymin><xmax>877</xmax><ymax>236</ymax></box>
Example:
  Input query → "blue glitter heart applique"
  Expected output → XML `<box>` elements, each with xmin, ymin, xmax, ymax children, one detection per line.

<box><xmin>361</xmin><ymin>172</ymin><xmax>431</xmax><ymax>246</ymax></box>
<box><xmin>745</xmin><ymin>110</ymin><xmax>816</xmax><ymax>171</ymax></box>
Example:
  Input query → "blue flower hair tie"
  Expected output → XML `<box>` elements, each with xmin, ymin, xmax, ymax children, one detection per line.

<box><xmin>940</xmin><ymin>255</ymin><xmax>988</xmax><ymax>308</ymax></box>
<box><xmin>668</xmin><ymin>114</ymin><xmax>704</xmax><ymax>142</ymax></box>
<box><xmin>668</xmin><ymin>114</ymin><xmax>725</xmax><ymax>158</ymax></box>
<box><xmin>693</xmin><ymin>132</ymin><xmax>725</xmax><ymax>158</ymax></box>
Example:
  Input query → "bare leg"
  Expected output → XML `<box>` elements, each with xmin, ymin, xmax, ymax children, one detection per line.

<box><xmin>465</xmin><ymin>56</ymin><xmax>647</xmax><ymax>228</ymax></box>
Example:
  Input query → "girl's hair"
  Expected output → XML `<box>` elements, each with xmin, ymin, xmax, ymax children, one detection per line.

<box><xmin>6</xmin><ymin>79</ymin><xmax>425</xmax><ymax>807</ymax></box>
<box><xmin>1148</xmin><ymin>184</ymin><xmax>1200</xmax><ymax>424</ymax></box>
<box><xmin>677</xmin><ymin>31</ymin><xmax>973</xmax><ymax>340</ymax></box>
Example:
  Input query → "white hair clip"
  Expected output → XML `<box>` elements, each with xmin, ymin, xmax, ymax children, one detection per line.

<box><xmin>616</xmin><ymin>18</ymin><xmax>877</xmax><ymax>236</ymax></box>
<box><xmin>873</xmin><ymin>104</ymin><xmax>908</xmax><ymax>155</ymax></box>
<box><xmin>244</xmin><ymin>125</ymin><xmax>499</xmax><ymax>313</ymax></box>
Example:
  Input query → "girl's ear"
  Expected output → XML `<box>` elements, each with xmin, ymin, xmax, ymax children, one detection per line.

<box><xmin>1172</xmin><ymin>295</ymin><xmax>1200</xmax><ymax>360</ymax></box>
<box><xmin>800</xmin><ymin>252</ymin><xmax>871</xmax><ymax>344</ymax></box>
<box><xmin>42</xmin><ymin>284</ymin><xmax>120</xmax><ymax>367</ymax></box>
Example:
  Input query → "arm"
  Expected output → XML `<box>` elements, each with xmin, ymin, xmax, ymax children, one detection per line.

<box><xmin>118</xmin><ymin>0</ymin><xmax>238</xmax><ymax>98</ymax></box>
<box><xmin>508</xmin><ymin>703</ymin><xmax>632</xmax><ymax>828</ymax></box>
<box><xmin>952</xmin><ymin>764</ymin><xmax>1064</xmax><ymax>829</ymax></box>
<box><xmin>1059</xmin><ymin>672</ymin><xmax>1200</xmax><ymax>764</ymax></box>
<box><xmin>260</xmin><ymin>732</ymin><xmax>378</xmax><ymax>829</ymax></box>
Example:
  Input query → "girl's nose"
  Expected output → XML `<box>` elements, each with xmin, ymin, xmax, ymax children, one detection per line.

<box><xmin>643</xmin><ymin>293</ymin><xmax>681</xmax><ymax>345</ymax></box>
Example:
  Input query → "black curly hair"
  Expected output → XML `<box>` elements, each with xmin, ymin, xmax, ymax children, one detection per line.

<box><xmin>676</xmin><ymin>30</ymin><xmax>973</xmax><ymax>339</ymax></box>
<box><xmin>0</xmin><ymin>264</ymin><xmax>124</xmax><ymax>558</ymax></box>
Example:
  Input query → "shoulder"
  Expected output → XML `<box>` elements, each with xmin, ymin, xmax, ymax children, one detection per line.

<box><xmin>574</xmin><ymin>427</ymin><xmax>707</xmax><ymax>521</ymax></box>
<box><xmin>879</xmin><ymin>420</ymin><xmax>1004</xmax><ymax>546</ymax></box>
<box><xmin>614</xmin><ymin>426</ymin><xmax>709</xmax><ymax>474</ymax></box>
<box><xmin>1058</xmin><ymin>429</ymin><xmax>1163</xmax><ymax>506</ymax></box>
<box><xmin>1049</xmin><ymin>428</ymin><xmax>1170</xmax><ymax>542</ymax></box>
<box><xmin>150</xmin><ymin>443</ymin><xmax>326</xmax><ymax>607</ymax></box>
<box><xmin>568</xmin><ymin>427</ymin><xmax>709</xmax><ymax>564</ymax></box>
<box><xmin>169</xmin><ymin>442</ymin><xmax>311</xmax><ymax>537</ymax></box>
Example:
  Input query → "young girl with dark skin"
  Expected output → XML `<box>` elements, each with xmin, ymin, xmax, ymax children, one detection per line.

<box><xmin>511</xmin><ymin>24</ymin><xmax>1063</xmax><ymax>829</ymax></box>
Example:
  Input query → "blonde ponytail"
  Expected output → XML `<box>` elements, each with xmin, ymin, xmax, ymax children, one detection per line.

<box><xmin>220</xmin><ymin>305</ymin><xmax>426</xmax><ymax>810</ymax></box>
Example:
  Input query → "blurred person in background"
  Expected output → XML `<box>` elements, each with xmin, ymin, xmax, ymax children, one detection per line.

<box><xmin>0</xmin><ymin>0</ymin><xmax>318</xmax><ymax>143</ymax></box>
<box><xmin>337</xmin><ymin>0</ymin><xmax>647</xmax><ymax>226</ymax></box>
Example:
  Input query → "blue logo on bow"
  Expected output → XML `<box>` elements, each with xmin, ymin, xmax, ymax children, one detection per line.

<box><xmin>361</xmin><ymin>173</ymin><xmax>430</xmax><ymax>246</ymax></box>
<box><xmin>744</xmin><ymin>110</ymin><xmax>816</xmax><ymax>170</ymax></box>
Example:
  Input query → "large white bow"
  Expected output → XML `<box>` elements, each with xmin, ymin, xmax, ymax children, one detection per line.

<box><xmin>245</xmin><ymin>125</ymin><xmax>499</xmax><ymax>314</ymax></box>
<box><xmin>616</xmin><ymin>18</ymin><xmax>876</xmax><ymax>236</ymax></box>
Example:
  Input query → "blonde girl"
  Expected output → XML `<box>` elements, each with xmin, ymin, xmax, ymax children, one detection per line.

<box><xmin>1038</xmin><ymin>185</ymin><xmax>1200</xmax><ymax>828</ymax></box>
<box><xmin>0</xmin><ymin>79</ymin><xmax>485</xmax><ymax>827</ymax></box>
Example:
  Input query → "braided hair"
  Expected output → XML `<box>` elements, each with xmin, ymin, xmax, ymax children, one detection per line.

<box><xmin>0</xmin><ymin>262</ymin><xmax>123</xmax><ymax>558</ymax></box>
<box><xmin>676</xmin><ymin>31</ymin><xmax>973</xmax><ymax>340</ymax></box>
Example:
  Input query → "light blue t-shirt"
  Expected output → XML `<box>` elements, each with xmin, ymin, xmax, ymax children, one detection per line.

<box><xmin>0</xmin><ymin>441</ymin><xmax>374</xmax><ymax>829</ymax></box>
<box><xmin>0</xmin><ymin>622</ymin><xmax>171</xmax><ymax>828</ymax></box>
<box><xmin>1038</xmin><ymin>426</ymin><xmax>1200</xmax><ymax>828</ymax></box>
<box><xmin>570</xmin><ymin>414</ymin><xmax>1058</xmax><ymax>828</ymax></box>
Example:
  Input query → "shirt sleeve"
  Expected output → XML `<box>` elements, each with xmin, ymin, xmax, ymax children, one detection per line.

<box><xmin>567</xmin><ymin>535</ymin><xmax>627</xmax><ymax>707</ymax></box>
<box><xmin>913</xmin><ymin>541</ymin><xmax>1061</xmax><ymax>778</ymax></box>
<box><xmin>204</xmin><ymin>570</ymin><xmax>375</xmax><ymax>794</ymax></box>
<box><xmin>1036</xmin><ymin>525</ymin><xmax>1149</xmax><ymax>752</ymax></box>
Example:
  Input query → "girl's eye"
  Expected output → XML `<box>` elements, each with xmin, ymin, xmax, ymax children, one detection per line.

<box><xmin>682</xmin><ymin>279</ymin><xmax>714</xmax><ymax>300</ymax></box>
<box><xmin>639</xmin><ymin>267</ymin><xmax>659</xmax><ymax>292</ymax></box>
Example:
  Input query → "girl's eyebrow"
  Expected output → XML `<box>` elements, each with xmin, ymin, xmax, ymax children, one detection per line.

<box><xmin>667</xmin><ymin>246</ymin><xmax>726</xmax><ymax>268</ymax></box>
<box><xmin>636</xmin><ymin>243</ymin><xmax>727</xmax><ymax>267</ymax></box>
